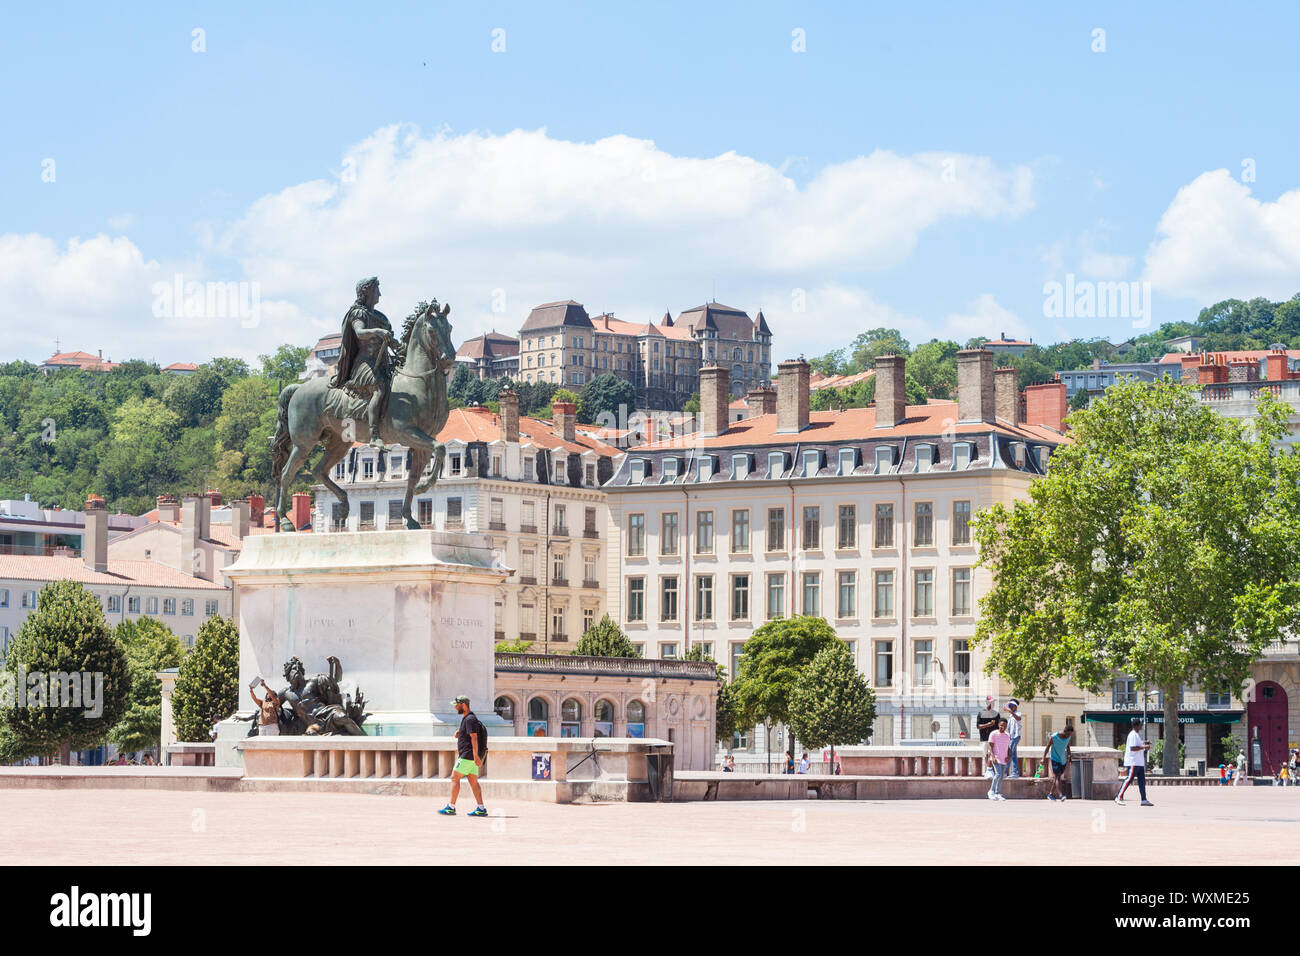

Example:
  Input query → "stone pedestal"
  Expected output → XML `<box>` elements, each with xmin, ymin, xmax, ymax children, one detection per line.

<box><xmin>217</xmin><ymin>529</ymin><xmax>511</xmax><ymax>765</ymax></box>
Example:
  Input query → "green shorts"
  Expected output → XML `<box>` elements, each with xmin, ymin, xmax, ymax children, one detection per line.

<box><xmin>453</xmin><ymin>757</ymin><xmax>480</xmax><ymax>777</ymax></box>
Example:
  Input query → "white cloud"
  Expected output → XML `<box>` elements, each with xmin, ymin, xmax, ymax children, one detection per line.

<box><xmin>4</xmin><ymin>126</ymin><xmax>1036</xmax><ymax>364</ymax></box>
<box><xmin>940</xmin><ymin>293</ymin><xmax>1033</xmax><ymax>345</ymax></box>
<box><xmin>1144</xmin><ymin>169</ymin><xmax>1300</xmax><ymax>303</ymax></box>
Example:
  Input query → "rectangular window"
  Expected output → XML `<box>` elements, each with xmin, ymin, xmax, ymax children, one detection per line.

<box><xmin>523</xmin><ymin>456</ymin><xmax>535</xmax><ymax>481</ymax></box>
<box><xmin>449</xmin><ymin>453</ymin><xmax>462</xmax><ymax>475</ymax></box>
<box><xmin>802</xmin><ymin>572</ymin><xmax>821</xmax><ymax>617</ymax></box>
<box><xmin>162</xmin><ymin>598</ymin><xmax>176</xmax><ymax>616</ymax></box>
<box><xmin>696</xmin><ymin>511</ymin><xmax>714</xmax><ymax>554</ymax></box>
<box><xmin>837</xmin><ymin>504</ymin><xmax>856</xmax><ymax>549</ymax></box>
<box><xmin>551</xmin><ymin>605</ymin><xmax>566</xmax><ymax>640</ymax></box>
<box><xmin>585</xmin><ymin>463</ymin><xmax>596</xmax><ymax>486</ymax></box>
<box><xmin>521</xmin><ymin>499</ymin><xmax>535</xmax><ymax>529</ymax></box>
<box><xmin>660</xmin><ymin>513</ymin><xmax>679</xmax><ymax>555</ymax></box>
<box><xmin>446</xmin><ymin>497</ymin><xmax>463</xmax><ymax>528</ymax></box>
<box><xmin>182</xmin><ymin>599</ymin><xmax>194</xmax><ymax>616</ymax></box>
<box><xmin>731</xmin><ymin>642</ymin><xmax>746</xmax><ymax>681</ymax></box>
<box><xmin>766</xmin><ymin>507</ymin><xmax>785</xmax><ymax>551</ymax></box>
<box><xmin>363</xmin><ymin>458</ymin><xmax>374</xmax><ymax>479</ymax></box>
<box><xmin>106</xmin><ymin>595</ymin><xmax>121</xmax><ymax>613</ymax></box>
<box><xmin>874</xmin><ymin>641</ymin><xmax>894</xmax><ymax>688</ymax></box>
<box><xmin>801</xmin><ymin>506</ymin><xmax>820</xmax><ymax>550</ymax></box>
<box><xmin>22</xmin><ymin>590</ymin><xmax>38</xmax><ymax>609</ymax></box>
<box><xmin>146</xmin><ymin>597</ymin><xmax>159</xmax><ymax>615</ymax></box>
<box><xmin>418</xmin><ymin>499</ymin><xmax>433</xmax><ymax>526</ymax></box>
<box><xmin>521</xmin><ymin>550</ymin><xmax>536</xmax><ymax>580</ymax></box>
<box><xmin>838</xmin><ymin>448</ymin><xmax>856</xmax><ymax>475</ymax></box>
<box><xmin>953</xmin><ymin>639</ymin><xmax>971</xmax><ymax>687</ymax></box>
<box><xmin>660</xmin><ymin>642</ymin><xmax>678</xmax><ymax>660</ymax></box>
<box><xmin>952</xmin><ymin>500</ymin><xmax>972</xmax><ymax>545</ymax></box>
<box><xmin>554</xmin><ymin>504</ymin><xmax>567</xmax><ymax>532</ymax></box>
<box><xmin>695</xmin><ymin>575</ymin><xmax>714</xmax><ymax>621</ymax></box>
<box><xmin>913</xmin><ymin>639</ymin><xmax>934</xmax><ymax>686</ymax></box>
<box><xmin>768</xmin><ymin>452</ymin><xmax>785</xmax><ymax>478</ymax></box>
<box><xmin>914</xmin><ymin>569</ymin><xmax>934</xmax><ymax>616</ymax></box>
<box><xmin>661</xmin><ymin>576</ymin><xmax>679</xmax><ymax>622</ymax></box>
<box><xmin>837</xmin><ymin>571</ymin><xmax>856</xmax><ymax>618</ymax></box>
<box><xmin>873</xmin><ymin>570</ymin><xmax>894</xmax><ymax>618</ymax></box>
<box><xmin>388</xmin><ymin>499</ymin><xmax>403</xmax><ymax>522</ymax></box>
<box><xmin>627</xmin><ymin>578</ymin><xmax>645</xmax><ymax>622</ymax></box>
<box><xmin>0</xmin><ymin>589</ymin><xmax>7</xmax><ymax>608</ymax></box>
<box><xmin>205</xmin><ymin>600</ymin><xmax>219</xmax><ymax>617</ymax></box>
<box><xmin>766</xmin><ymin>573</ymin><xmax>785</xmax><ymax>619</ymax></box>
<box><xmin>952</xmin><ymin>568</ymin><xmax>972</xmax><ymax>616</ymax></box>
<box><xmin>127</xmin><ymin>596</ymin><xmax>140</xmax><ymax>614</ymax></box>
<box><xmin>731</xmin><ymin>574</ymin><xmax>750</xmax><ymax>620</ymax></box>
<box><xmin>585</xmin><ymin>507</ymin><xmax>596</xmax><ymax>533</ymax></box>
<box><xmin>874</xmin><ymin>503</ymin><xmax>894</xmax><ymax>548</ymax></box>
<box><xmin>802</xmin><ymin>449</ymin><xmax>820</xmax><ymax>477</ymax></box>
<box><xmin>914</xmin><ymin>502</ymin><xmax>933</xmax><ymax>546</ymax></box>
<box><xmin>731</xmin><ymin>510</ymin><xmax>750</xmax><ymax>553</ymax></box>
<box><xmin>551</xmin><ymin>551</ymin><xmax>566</xmax><ymax>584</ymax></box>
<box><xmin>627</xmin><ymin>514</ymin><xmax>646</xmax><ymax>556</ymax></box>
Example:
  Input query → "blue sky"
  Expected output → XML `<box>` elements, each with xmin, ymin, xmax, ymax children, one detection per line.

<box><xmin>4</xmin><ymin>2</ymin><xmax>1300</xmax><ymax>365</ymax></box>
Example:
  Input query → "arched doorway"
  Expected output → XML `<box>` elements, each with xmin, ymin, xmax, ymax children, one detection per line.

<box><xmin>593</xmin><ymin>699</ymin><xmax>615</xmax><ymax>737</ymax></box>
<box><xmin>1246</xmin><ymin>681</ymin><xmax>1288</xmax><ymax>774</ymax></box>
<box><xmin>561</xmin><ymin>698</ymin><xmax>582</xmax><ymax>737</ymax></box>
<box><xmin>527</xmin><ymin>697</ymin><xmax>549</xmax><ymax>737</ymax></box>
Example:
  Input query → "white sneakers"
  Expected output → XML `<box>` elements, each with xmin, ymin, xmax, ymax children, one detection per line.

<box><xmin>987</xmin><ymin>792</ymin><xmax>1007</xmax><ymax>801</ymax></box>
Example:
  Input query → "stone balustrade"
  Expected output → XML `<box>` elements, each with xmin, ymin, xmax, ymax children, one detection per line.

<box><xmin>835</xmin><ymin>744</ymin><xmax>1120</xmax><ymax>781</ymax></box>
<box><xmin>494</xmin><ymin>652</ymin><xmax>718</xmax><ymax>680</ymax></box>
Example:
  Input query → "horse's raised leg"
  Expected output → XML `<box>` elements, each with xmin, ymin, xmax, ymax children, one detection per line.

<box><xmin>276</xmin><ymin>444</ymin><xmax>312</xmax><ymax>532</ymax></box>
<box><xmin>403</xmin><ymin>449</ymin><xmax>431</xmax><ymax>529</ymax></box>
<box><xmin>312</xmin><ymin>432</ymin><xmax>352</xmax><ymax>531</ymax></box>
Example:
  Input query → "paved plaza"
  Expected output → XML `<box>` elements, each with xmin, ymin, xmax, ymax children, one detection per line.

<box><xmin>1</xmin><ymin>784</ymin><xmax>1296</xmax><ymax>865</ymax></box>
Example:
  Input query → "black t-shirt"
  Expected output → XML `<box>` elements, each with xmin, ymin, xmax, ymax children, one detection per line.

<box><xmin>457</xmin><ymin>712</ymin><xmax>487</xmax><ymax>760</ymax></box>
<box><xmin>976</xmin><ymin>710</ymin><xmax>1000</xmax><ymax>741</ymax></box>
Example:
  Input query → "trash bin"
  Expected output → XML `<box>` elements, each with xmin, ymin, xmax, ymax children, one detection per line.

<box><xmin>1197</xmin><ymin>759</ymin><xmax>1206</xmax><ymax>778</ymax></box>
<box><xmin>1070</xmin><ymin>757</ymin><xmax>1094</xmax><ymax>799</ymax></box>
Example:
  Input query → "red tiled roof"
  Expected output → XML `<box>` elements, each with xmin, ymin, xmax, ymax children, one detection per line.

<box><xmin>631</xmin><ymin>401</ymin><xmax>1064</xmax><ymax>451</ymax></box>
<box><xmin>163</xmin><ymin>362</ymin><xmax>198</xmax><ymax>372</ymax></box>
<box><xmin>0</xmin><ymin>555</ymin><xmax>227</xmax><ymax>589</ymax></box>
<box><xmin>42</xmin><ymin>350</ymin><xmax>120</xmax><ymax>371</ymax></box>
<box><xmin>437</xmin><ymin>407</ymin><xmax>622</xmax><ymax>457</ymax></box>
<box><xmin>1158</xmin><ymin>349</ymin><xmax>1300</xmax><ymax>365</ymax></box>
<box><xmin>809</xmin><ymin>369</ymin><xmax>876</xmax><ymax>391</ymax></box>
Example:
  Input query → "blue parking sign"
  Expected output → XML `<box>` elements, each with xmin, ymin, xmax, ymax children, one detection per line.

<box><xmin>531</xmin><ymin>752</ymin><xmax>551</xmax><ymax>780</ymax></box>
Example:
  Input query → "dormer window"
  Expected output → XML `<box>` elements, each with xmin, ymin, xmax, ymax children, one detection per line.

<box><xmin>1035</xmin><ymin>446</ymin><xmax>1050</xmax><ymax>471</ymax></box>
<box><xmin>732</xmin><ymin>454</ymin><xmax>750</xmax><ymax>479</ymax></box>
<box><xmin>768</xmin><ymin>451</ymin><xmax>786</xmax><ymax>479</ymax></box>
<box><xmin>915</xmin><ymin>444</ymin><xmax>936</xmax><ymax>473</ymax></box>
<box><xmin>699</xmin><ymin>456</ymin><xmax>715</xmax><ymax>481</ymax></box>
<box><xmin>802</xmin><ymin>450</ymin><xmax>821</xmax><ymax>478</ymax></box>
<box><xmin>630</xmin><ymin>459</ymin><xmax>646</xmax><ymax>484</ymax></box>
<box><xmin>554</xmin><ymin>458</ymin><xmax>567</xmax><ymax>484</ymax></box>
<box><xmin>838</xmin><ymin>448</ymin><xmax>856</xmax><ymax>476</ymax></box>
<box><xmin>663</xmin><ymin>458</ymin><xmax>680</xmax><ymax>482</ymax></box>
<box><xmin>449</xmin><ymin>453</ymin><xmax>463</xmax><ymax>476</ymax></box>
<box><xmin>874</xmin><ymin>446</ymin><xmax>896</xmax><ymax>475</ymax></box>
<box><xmin>1012</xmin><ymin>443</ymin><xmax>1027</xmax><ymax>468</ymax></box>
<box><xmin>953</xmin><ymin>443</ymin><xmax>973</xmax><ymax>470</ymax></box>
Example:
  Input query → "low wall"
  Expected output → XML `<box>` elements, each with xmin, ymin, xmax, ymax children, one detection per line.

<box><xmin>834</xmin><ymin>745</ymin><xmax>1120</xmax><ymax>782</ymax></box>
<box><xmin>164</xmin><ymin>743</ymin><xmax>215</xmax><ymax>767</ymax></box>
<box><xmin>237</xmin><ymin>736</ymin><xmax>675</xmax><ymax>803</ymax></box>
<box><xmin>675</xmin><ymin>771</ymin><xmax>1122</xmax><ymax>801</ymax></box>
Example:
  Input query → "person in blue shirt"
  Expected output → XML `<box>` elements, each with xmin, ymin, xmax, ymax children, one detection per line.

<box><xmin>1041</xmin><ymin>726</ymin><xmax>1074</xmax><ymax>801</ymax></box>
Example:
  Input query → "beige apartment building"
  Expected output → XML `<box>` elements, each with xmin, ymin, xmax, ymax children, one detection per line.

<box><xmin>602</xmin><ymin>350</ymin><xmax>1082</xmax><ymax>754</ymax></box>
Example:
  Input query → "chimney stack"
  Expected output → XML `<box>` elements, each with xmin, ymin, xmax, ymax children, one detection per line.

<box><xmin>1023</xmin><ymin>382</ymin><xmax>1068</xmax><ymax>433</ymax></box>
<box><xmin>1266</xmin><ymin>349</ymin><xmax>1289</xmax><ymax>382</ymax></box>
<box><xmin>499</xmin><ymin>390</ymin><xmax>520</xmax><ymax>444</ymax></box>
<box><xmin>206</xmin><ymin>489</ymin><xmax>222</xmax><ymax>508</ymax></box>
<box><xmin>873</xmin><ymin>355</ymin><xmax>906</xmax><ymax>428</ymax></box>
<box><xmin>83</xmin><ymin>496</ymin><xmax>108</xmax><ymax>573</ymax></box>
<box><xmin>776</xmin><ymin>358</ymin><xmax>811</xmax><ymax>433</ymax></box>
<box><xmin>746</xmin><ymin>384</ymin><xmax>776</xmax><ymax>418</ymax></box>
<box><xmin>994</xmin><ymin>366</ymin><xmax>1021</xmax><ymax>423</ymax></box>
<box><xmin>182</xmin><ymin>493</ymin><xmax>212</xmax><ymax>579</ymax></box>
<box><xmin>156</xmin><ymin>494</ymin><xmax>180</xmax><ymax>523</ymax></box>
<box><xmin>957</xmin><ymin>348</ymin><xmax>995</xmax><ymax>423</ymax></box>
<box><xmin>248</xmin><ymin>493</ymin><xmax>265</xmax><ymax>528</ymax></box>
<box><xmin>699</xmin><ymin>365</ymin><xmax>730</xmax><ymax>437</ymax></box>
<box><xmin>291</xmin><ymin>493</ymin><xmax>311</xmax><ymax>531</ymax></box>
<box><xmin>232</xmin><ymin>499</ymin><xmax>250</xmax><ymax>541</ymax></box>
<box><xmin>552</xmin><ymin>402</ymin><xmax>576</xmax><ymax>444</ymax></box>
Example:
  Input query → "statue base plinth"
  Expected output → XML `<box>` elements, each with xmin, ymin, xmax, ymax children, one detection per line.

<box><xmin>218</xmin><ymin>529</ymin><xmax>512</xmax><ymax>767</ymax></box>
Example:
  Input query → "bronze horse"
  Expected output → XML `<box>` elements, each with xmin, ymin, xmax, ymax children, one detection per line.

<box><xmin>271</xmin><ymin>300</ymin><xmax>456</xmax><ymax>531</ymax></box>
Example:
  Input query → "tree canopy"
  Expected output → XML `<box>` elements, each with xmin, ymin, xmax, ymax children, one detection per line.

<box><xmin>572</xmin><ymin>614</ymin><xmax>640</xmax><ymax>658</ymax></box>
<box><xmin>974</xmin><ymin>378</ymin><xmax>1300</xmax><ymax>773</ymax></box>
<box><xmin>788</xmin><ymin>641</ymin><xmax>876</xmax><ymax>756</ymax></box>
<box><xmin>108</xmin><ymin>617</ymin><xmax>186</xmax><ymax>754</ymax></box>
<box><xmin>731</xmin><ymin>616</ymin><xmax>840</xmax><ymax>732</ymax></box>
<box><xmin>171</xmin><ymin>616</ymin><xmax>239</xmax><ymax>742</ymax></box>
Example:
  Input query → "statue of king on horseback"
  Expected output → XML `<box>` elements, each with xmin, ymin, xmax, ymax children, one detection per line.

<box><xmin>271</xmin><ymin>276</ymin><xmax>457</xmax><ymax>533</ymax></box>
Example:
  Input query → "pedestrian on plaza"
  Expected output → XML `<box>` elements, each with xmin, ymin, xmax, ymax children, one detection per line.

<box><xmin>1235</xmin><ymin>749</ymin><xmax>1247</xmax><ymax>785</ymax></box>
<box><xmin>249</xmin><ymin>679</ymin><xmax>281</xmax><ymax>736</ymax></box>
<box><xmin>1041</xmin><ymin>726</ymin><xmax>1073</xmax><ymax>801</ymax></box>
<box><xmin>1004</xmin><ymin>698</ymin><xmax>1024</xmax><ymax>777</ymax></box>
<box><xmin>438</xmin><ymin>695</ymin><xmax>488</xmax><ymax>817</ymax></box>
<box><xmin>797</xmin><ymin>753</ymin><xmax>810</xmax><ymax>774</ymax></box>
<box><xmin>977</xmin><ymin>696</ymin><xmax>999</xmax><ymax>777</ymax></box>
<box><xmin>1218</xmin><ymin>764</ymin><xmax>1227</xmax><ymax>785</ymax></box>
<box><xmin>723</xmin><ymin>755</ymin><xmax>736</xmax><ymax>773</ymax></box>
<box><xmin>987</xmin><ymin>718</ymin><xmax>1011</xmax><ymax>801</ymax></box>
<box><xmin>1115</xmin><ymin>717</ymin><xmax>1154</xmax><ymax>806</ymax></box>
<box><xmin>785</xmin><ymin>750</ymin><xmax>795</xmax><ymax>775</ymax></box>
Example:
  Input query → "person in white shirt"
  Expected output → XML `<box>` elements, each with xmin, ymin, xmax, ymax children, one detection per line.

<box><xmin>1004</xmin><ymin>698</ymin><xmax>1024</xmax><ymax>777</ymax></box>
<box><xmin>1116</xmin><ymin>717</ymin><xmax>1154</xmax><ymax>806</ymax></box>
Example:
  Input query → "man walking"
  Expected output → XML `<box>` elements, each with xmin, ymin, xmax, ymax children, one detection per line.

<box><xmin>1116</xmin><ymin>717</ymin><xmax>1154</xmax><ymax>806</ymax></box>
<box><xmin>1005</xmin><ymin>698</ymin><xmax>1024</xmax><ymax>777</ymax></box>
<box><xmin>438</xmin><ymin>695</ymin><xmax>488</xmax><ymax>817</ymax></box>
<box><xmin>987</xmin><ymin>718</ymin><xmax>1011</xmax><ymax>801</ymax></box>
<box><xmin>1234</xmin><ymin>749</ymin><xmax>1247</xmax><ymax>786</ymax></box>
<box><xmin>1041</xmin><ymin>726</ymin><xmax>1073</xmax><ymax>801</ymax></box>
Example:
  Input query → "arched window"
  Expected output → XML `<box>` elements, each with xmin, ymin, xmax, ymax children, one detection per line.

<box><xmin>527</xmin><ymin>697</ymin><xmax>549</xmax><ymax>736</ymax></box>
<box><xmin>494</xmin><ymin>696</ymin><xmax>515</xmax><ymax>721</ymax></box>
<box><xmin>561</xmin><ymin>698</ymin><xmax>583</xmax><ymax>737</ymax></box>
<box><xmin>626</xmin><ymin>699</ymin><xmax>646</xmax><ymax>738</ymax></box>
<box><xmin>594</xmin><ymin>699</ymin><xmax>615</xmax><ymax>737</ymax></box>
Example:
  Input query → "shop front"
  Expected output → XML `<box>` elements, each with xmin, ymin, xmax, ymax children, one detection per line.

<box><xmin>1082</xmin><ymin>709</ymin><xmax>1243</xmax><ymax>773</ymax></box>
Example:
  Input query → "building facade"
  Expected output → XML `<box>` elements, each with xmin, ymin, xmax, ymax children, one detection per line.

<box><xmin>311</xmin><ymin>398</ymin><xmax>624</xmax><ymax>652</ymax></box>
<box><xmin>602</xmin><ymin>351</ymin><xmax>1082</xmax><ymax>756</ymax></box>
<box><xmin>456</xmin><ymin>331</ymin><xmax>520</xmax><ymax>380</ymax></box>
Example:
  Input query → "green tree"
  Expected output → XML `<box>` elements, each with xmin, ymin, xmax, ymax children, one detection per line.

<box><xmin>849</xmin><ymin>328</ymin><xmax>911</xmax><ymax>371</ymax></box>
<box><xmin>171</xmin><ymin>616</ymin><xmax>239</xmax><ymax>742</ymax></box>
<box><xmin>682</xmin><ymin>393</ymin><xmax>700</xmax><ymax>414</ymax></box>
<box><xmin>0</xmin><ymin>580</ymin><xmax>131</xmax><ymax>760</ymax></box>
<box><xmin>578</xmin><ymin>373</ymin><xmax>635</xmax><ymax>424</ymax></box>
<box><xmin>731</xmin><ymin>616</ymin><xmax>840</xmax><ymax>764</ymax></box>
<box><xmin>1219</xmin><ymin>732</ymin><xmax>1244</xmax><ymax>764</ymax></box>
<box><xmin>494</xmin><ymin>638</ymin><xmax>535</xmax><ymax>653</ymax></box>
<box><xmin>258</xmin><ymin>344</ymin><xmax>311</xmax><ymax>389</ymax></box>
<box><xmin>108</xmin><ymin>618</ymin><xmax>185</xmax><ymax>754</ymax></box>
<box><xmin>572</xmin><ymin>614</ymin><xmax>640</xmax><ymax>657</ymax></box>
<box><xmin>974</xmin><ymin>379</ymin><xmax>1300</xmax><ymax>775</ymax></box>
<box><xmin>553</xmin><ymin>388</ymin><xmax>580</xmax><ymax>406</ymax></box>
<box><xmin>788</xmin><ymin>642</ymin><xmax>876</xmax><ymax>765</ymax></box>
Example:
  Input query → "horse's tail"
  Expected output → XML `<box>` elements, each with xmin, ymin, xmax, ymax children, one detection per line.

<box><xmin>271</xmin><ymin>384</ymin><xmax>299</xmax><ymax>496</ymax></box>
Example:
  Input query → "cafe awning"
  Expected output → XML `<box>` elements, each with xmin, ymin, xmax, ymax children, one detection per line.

<box><xmin>1082</xmin><ymin>710</ymin><xmax>1242</xmax><ymax>725</ymax></box>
